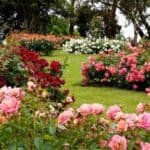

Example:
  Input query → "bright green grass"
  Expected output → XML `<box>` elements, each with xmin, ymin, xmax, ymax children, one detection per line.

<box><xmin>46</xmin><ymin>50</ymin><xmax>150</xmax><ymax>112</ymax></box>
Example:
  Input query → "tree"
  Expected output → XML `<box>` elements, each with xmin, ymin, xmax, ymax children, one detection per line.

<box><xmin>92</xmin><ymin>0</ymin><xmax>150</xmax><ymax>40</ymax></box>
<box><xmin>50</xmin><ymin>0</ymin><xmax>94</xmax><ymax>35</ymax></box>
<box><xmin>0</xmin><ymin>0</ymin><xmax>53</xmax><ymax>33</ymax></box>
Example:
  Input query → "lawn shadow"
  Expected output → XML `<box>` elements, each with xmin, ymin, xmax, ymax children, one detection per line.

<box><xmin>71</xmin><ymin>82</ymin><xmax>82</xmax><ymax>87</ymax></box>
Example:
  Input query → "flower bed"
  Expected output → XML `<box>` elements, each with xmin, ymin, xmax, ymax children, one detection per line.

<box><xmin>7</xmin><ymin>32</ymin><xmax>72</xmax><ymax>49</ymax></box>
<box><xmin>54</xmin><ymin>102</ymin><xmax>150</xmax><ymax>149</ymax></box>
<box><xmin>0</xmin><ymin>87</ymin><xmax>149</xmax><ymax>149</ymax></box>
<box><xmin>20</xmin><ymin>39</ymin><xmax>54</xmax><ymax>55</ymax></box>
<box><xmin>81</xmin><ymin>45</ymin><xmax>150</xmax><ymax>95</ymax></box>
<box><xmin>0</xmin><ymin>46</ymin><xmax>72</xmax><ymax>105</ymax></box>
<box><xmin>63</xmin><ymin>38</ymin><xmax>125</xmax><ymax>54</ymax></box>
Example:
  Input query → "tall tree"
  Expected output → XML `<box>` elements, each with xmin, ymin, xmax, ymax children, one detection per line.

<box><xmin>51</xmin><ymin>0</ymin><xmax>94</xmax><ymax>35</ymax></box>
<box><xmin>92</xmin><ymin>0</ymin><xmax>150</xmax><ymax>40</ymax></box>
<box><xmin>0</xmin><ymin>0</ymin><xmax>53</xmax><ymax>33</ymax></box>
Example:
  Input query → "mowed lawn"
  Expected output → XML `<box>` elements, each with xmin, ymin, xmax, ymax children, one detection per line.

<box><xmin>46</xmin><ymin>50</ymin><xmax>150</xmax><ymax>112</ymax></box>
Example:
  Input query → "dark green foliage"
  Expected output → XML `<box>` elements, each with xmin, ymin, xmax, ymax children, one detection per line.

<box><xmin>0</xmin><ymin>48</ymin><xmax>28</xmax><ymax>87</ymax></box>
<box><xmin>48</xmin><ymin>16</ymin><xmax>69</xmax><ymax>35</ymax></box>
<box><xmin>20</xmin><ymin>40</ymin><xmax>54</xmax><ymax>55</ymax></box>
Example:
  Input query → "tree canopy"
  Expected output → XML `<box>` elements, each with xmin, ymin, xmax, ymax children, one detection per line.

<box><xmin>0</xmin><ymin>0</ymin><xmax>149</xmax><ymax>39</ymax></box>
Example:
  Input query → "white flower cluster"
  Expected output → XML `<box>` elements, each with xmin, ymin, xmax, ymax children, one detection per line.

<box><xmin>63</xmin><ymin>38</ymin><xmax>125</xmax><ymax>54</ymax></box>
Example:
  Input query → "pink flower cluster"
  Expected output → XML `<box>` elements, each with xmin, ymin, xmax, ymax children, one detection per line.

<box><xmin>58</xmin><ymin>108</ymin><xmax>74</xmax><ymax>124</ymax></box>
<box><xmin>77</xmin><ymin>103</ymin><xmax>105</xmax><ymax>116</ymax></box>
<box><xmin>0</xmin><ymin>86</ymin><xmax>24</xmax><ymax>118</ymax></box>
<box><xmin>57</xmin><ymin>102</ymin><xmax>150</xmax><ymax>149</ymax></box>
<box><xmin>141</xmin><ymin>142</ymin><xmax>150</xmax><ymax>150</ymax></box>
<box><xmin>58</xmin><ymin>103</ymin><xmax>105</xmax><ymax>125</ymax></box>
<box><xmin>108</xmin><ymin>135</ymin><xmax>127</xmax><ymax>150</ymax></box>
<box><xmin>107</xmin><ymin>103</ymin><xmax>150</xmax><ymax>131</ymax></box>
<box><xmin>82</xmin><ymin>46</ymin><xmax>150</xmax><ymax>94</ymax></box>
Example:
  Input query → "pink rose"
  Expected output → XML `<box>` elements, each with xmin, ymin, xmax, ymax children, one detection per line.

<box><xmin>145</xmin><ymin>87</ymin><xmax>150</xmax><ymax>93</ymax></box>
<box><xmin>0</xmin><ymin>97</ymin><xmax>20</xmax><ymax>116</ymax></box>
<box><xmin>99</xmin><ymin>140</ymin><xmax>108</xmax><ymax>148</ymax></box>
<box><xmin>114</xmin><ymin>112</ymin><xmax>126</xmax><ymax>121</ymax></box>
<box><xmin>117</xmin><ymin>120</ymin><xmax>128</xmax><ymax>133</ymax></box>
<box><xmin>125</xmin><ymin>113</ymin><xmax>139</xmax><ymax>129</ymax></box>
<box><xmin>107</xmin><ymin>105</ymin><xmax>121</xmax><ymax>120</ymax></box>
<box><xmin>141</xmin><ymin>142</ymin><xmax>150</xmax><ymax>150</ymax></box>
<box><xmin>133</xmin><ymin>84</ymin><xmax>138</xmax><ymax>90</ymax></box>
<box><xmin>105</xmin><ymin>72</ymin><xmax>110</xmax><ymax>78</ymax></box>
<box><xmin>118</xmin><ymin>68</ymin><xmax>127</xmax><ymax>75</ymax></box>
<box><xmin>88</xmin><ymin>56</ymin><xmax>95</xmax><ymax>65</ymax></box>
<box><xmin>107</xmin><ymin>66</ymin><xmax>117</xmax><ymax>75</ymax></box>
<box><xmin>90</xmin><ymin>103</ymin><xmax>105</xmax><ymax>115</ymax></box>
<box><xmin>77</xmin><ymin>104</ymin><xmax>91</xmax><ymax>116</ymax></box>
<box><xmin>58</xmin><ymin>108</ymin><xmax>74</xmax><ymax>125</ymax></box>
<box><xmin>138</xmin><ymin>113</ymin><xmax>150</xmax><ymax>130</ymax></box>
<box><xmin>109</xmin><ymin>135</ymin><xmax>127</xmax><ymax>150</ymax></box>
<box><xmin>0</xmin><ymin>86</ymin><xmax>24</xmax><ymax>101</ymax></box>
<box><xmin>136</xmin><ymin>103</ymin><xmax>145</xmax><ymax>113</ymax></box>
<box><xmin>95</xmin><ymin>62</ymin><xmax>105</xmax><ymax>71</ymax></box>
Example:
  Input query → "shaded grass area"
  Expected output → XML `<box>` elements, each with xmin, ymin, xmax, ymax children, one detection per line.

<box><xmin>46</xmin><ymin>50</ymin><xmax>150</xmax><ymax>112</ymax></box>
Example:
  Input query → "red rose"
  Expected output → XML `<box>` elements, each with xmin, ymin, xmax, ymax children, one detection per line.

<box><xmin>50</xmin><ymin>61</ymin><xmax>61</xmax><ymax>72</ymax></box>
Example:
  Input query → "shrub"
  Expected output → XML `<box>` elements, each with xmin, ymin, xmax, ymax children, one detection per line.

<box><xmin>63</xmin><ymin>37</ymin><xmax>125</xmax><ymax>54</ymax></box>
<box><xmin>51</xmin><ymin>103</ymin><xmax>150</xmax><ymax>149</ymax></box>
<box><xmin>15</xmin><ymin>46</ymin><xmax>69</xmax><ymax>102</ymax></box>
<box><xmin>88</xmin><ymin>16</ymin><xmax>105</xmax><ymax>38</ymax></box>
<box><xmin>7</xmin><ymin>32</ymin><xmax>72</xmax><ymax>49</ymax></box>
<box><xmin>0</xmin><ymin>85</ymin><xmax>74</xmax><ymax>149</ymax></box>
<box><xmin>48</xmin><ymin>16</ymin><xmax>69</xmax><ymax>35</ymax></box>
<box><xmin>20</xmin><ymin>40</ymin><xmax>54</xmax><ymax>55</ymax></box>
<box><xmin>0</xmin><ymin>48</ymin><xmax>28</xmax><ymax>87</ymax></box>
<box><xmin>81</xmin><ymin>45</ymin><xmax>150</xmax><ymax>94</ymax></box>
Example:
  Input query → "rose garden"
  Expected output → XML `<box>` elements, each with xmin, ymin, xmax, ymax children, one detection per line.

<box><xmin>0</xmin><ymin>1</ymin><xmax>150</xmax><ymax>150</ymax></box>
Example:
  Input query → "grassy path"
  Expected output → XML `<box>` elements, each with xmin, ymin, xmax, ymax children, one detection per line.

<box><xmin>46</xmin><ymin>50</ymin><xmax>150</xmax><ymax>112</ymax></box>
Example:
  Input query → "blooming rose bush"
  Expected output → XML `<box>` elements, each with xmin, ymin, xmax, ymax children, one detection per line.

<box><xmin>81</xmin><ymin>45</ymin><xmax>150</xmax><ymax>94</ymax></box>
<box><xmin>63</xmin><ymin>37</ymin><xmax>125</xmax><ymax>54</ymax></box>
<box><xmin>7</xmin><ymin>32</ymin><xmax>72</xmax><ymax>49</ymax></box>
<box><xmin>14</xmin><ymin>46</ymin><xmax>68</xmax><ymax>102</ymax></box>
<box><xmin>0</xmin><ymin>86</ymin><xmax>24</xmax><ymax>123</ymax></box>
<box><xmin>54</xmin><ymin>102</ymin><xmax>150</xmax><ymax>149</ymax></box>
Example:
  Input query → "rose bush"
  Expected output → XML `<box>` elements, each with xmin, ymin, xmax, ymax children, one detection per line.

<box><xmin>7</xmin><ymin>32</ymin><xmax>72</xmax><ymax>49</ymax></box>
<box><xmin>81</xmin><ymin>45</ymin><xmax>150</xmax><ymax>95</ymax></box>
<box><xmin>15</xmin><ymin>46</ymin><xmax>70</xmax><ymax>103</ymax></box>
<box><xmin>53</xmin><ymin>102</ymin><xmax>150</xmax><ymax>149</ymax></box>
<box><xmin>63</xmin><ymin>37</ymin><xmax>125</xmax><ymax>54</ymax></box>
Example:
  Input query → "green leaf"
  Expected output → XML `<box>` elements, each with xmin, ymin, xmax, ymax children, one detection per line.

<box><xmin>43</xmin><ymin>134</ymin><xmax>54</xmax><ymax>141</ymax></box>
<box><xmin>8</xmin><ymin>144</ymin><xmax>17</xmax><ymax>150</ymax></box>
<box><xmin>48</xmin><ymin>124</ymin><xmax>56</xmax><ymax>136</ymax></box>
<box><xmin>34</xmin><ymin>137</ymin><xmax>43</xmax><ymax>150</ymax></box>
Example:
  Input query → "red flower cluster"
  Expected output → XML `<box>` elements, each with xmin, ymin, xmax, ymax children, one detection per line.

<box><xmin>17</xmin><ymin>47</ymin><xmax>48</xmax><ymax>74</ymax></box>
<box><xmin>50</xmin><ymin>61</ymin><xmax>61</xmax><ymax>72</ymax></box>
<box><xmin>16</xmin><ymin>47</ymin><xmax>65</xmax><ymax>88</ymax></box>
<box><xmin>36</xmin><ymin>72</ymin><xmax>65</xmax><ymax>88</ymax></box>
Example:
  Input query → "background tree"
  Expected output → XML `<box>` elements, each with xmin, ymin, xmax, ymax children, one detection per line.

<box><xmin>0</xmin><ymin>0</ymin><xmax>53</xmax><ymax>33</ymax></box>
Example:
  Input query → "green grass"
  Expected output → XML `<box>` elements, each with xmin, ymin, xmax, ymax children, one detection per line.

<box><xmin>46</xmin><ymin>50</ymin><xmax>150</xmax><ymax>112</ymax></box>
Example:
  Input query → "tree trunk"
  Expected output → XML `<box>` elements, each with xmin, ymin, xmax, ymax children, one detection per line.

<box><xmin>69</xmin><ymin>19</ymin><xmax>75</xmax><ymax>35</ymax></box>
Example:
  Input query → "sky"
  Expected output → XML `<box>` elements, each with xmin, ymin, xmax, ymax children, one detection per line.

<box><xmin>116</xmin><ymin>8</ymin><xmax>150</xmax><ymax>41</ymax></box>
<box><xmin>116</xmin><ymin>9</ymin><xmax>135</xmax><ymax>40</ymax></box>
